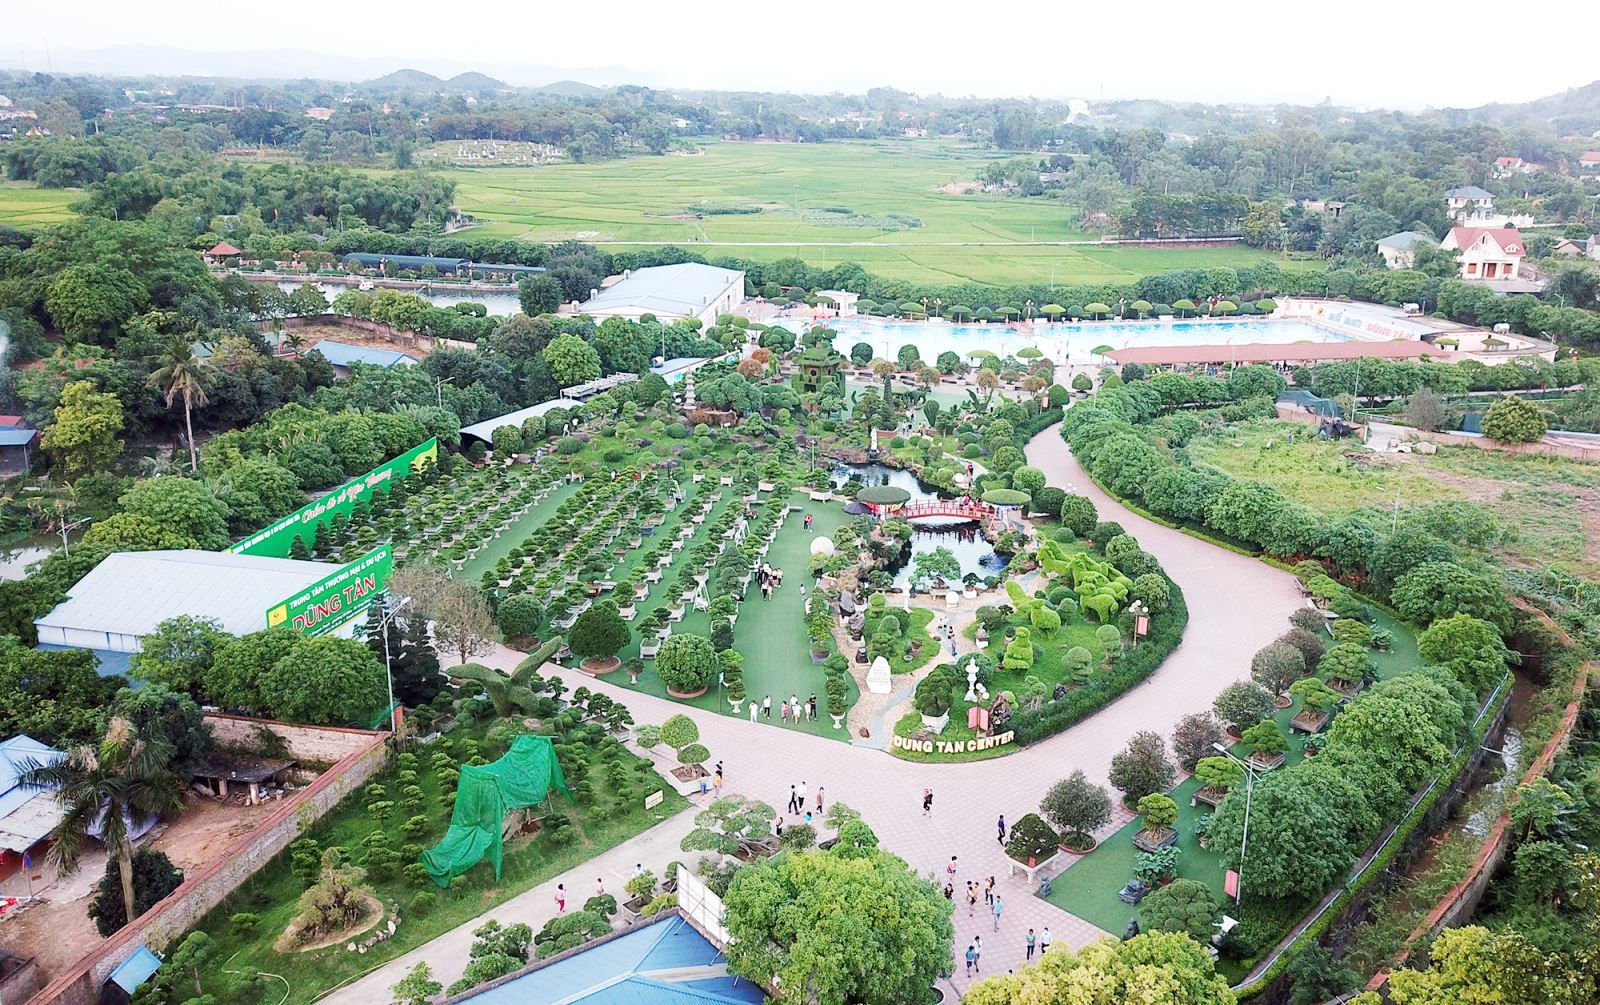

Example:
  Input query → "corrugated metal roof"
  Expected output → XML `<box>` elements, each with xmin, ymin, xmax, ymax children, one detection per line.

<box><xmin>459</xmin><ymin>399</ymin><xmax>578</xmax><ymax>445</ymax></box>
<box><xmin>0</xmin><ymin>792</ymin><xmax>65</xmax><ymax>852</ymax></box>
<box><xmin>580</xmin><ymin>264</ymin><xmax>743</xmax><ymax>318</ymax></box>
<box><xmin>637</xmin><ymin>921</ymin><xmax>727</xmax><ymax>971</ymax></box>
<box><xmin>109</xmin><ymin>946</ymin><xmax>163</xmax><ymax>993</ymax></box>
<box><xmin>0</xmin><ymin>429</ymin><xmax>37</xmax><ymax>446</ymax></box>
<box><xmin>0</xmin><ymin>735</ymin><xmax>62</xmax><ymax>817</ymax></box>
<box><xmin>34</xmin><ymin>550</ymin><xmax>336</xmax><ymax>641</ymax></box>
<box><xmin>310</xmin><ymin>339</ymin><xmax>418</xmax><ymax>369</ymax></box>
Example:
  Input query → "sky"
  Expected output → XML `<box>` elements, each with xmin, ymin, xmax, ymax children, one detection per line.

<box><xmin>7</xmin><ymin>0</ymin><xmax>1600</xmax><ymax>110</ymax></box>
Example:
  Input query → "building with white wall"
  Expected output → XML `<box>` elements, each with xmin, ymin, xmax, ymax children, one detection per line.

<box><xmin>1440</xmin><ymin>227</ymin><xmax>1525</xmax><ymax>281</ymax></box>
<box><xmin>1375</xmin><ymin>231</ymin><xmax>1436</xmax><ymax>269</ymax></box>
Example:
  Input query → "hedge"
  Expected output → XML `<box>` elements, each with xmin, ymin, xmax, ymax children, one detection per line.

<box><xmin>1011</xmin><ymin>573</ymin><xmax>1189</xmax><ymax>745</ymax></box>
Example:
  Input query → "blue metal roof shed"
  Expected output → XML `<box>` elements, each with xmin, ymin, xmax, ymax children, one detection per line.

<box><xmin>309</xmin><ymin>339</ymin><xmax>419</xmax><ymax>370</ymax></box>
<box><xmin>107</xmin><ymin>946</ymin><xmax>163</xmax><ymax>995</ymax></box>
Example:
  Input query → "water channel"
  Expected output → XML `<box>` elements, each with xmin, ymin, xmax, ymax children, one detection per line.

<box><xmin>0</xmin><ymin>538</ymin><xmax>52</xmax><ymax>582</ymax></box>
<box><xmin>274</xmin><ymin>281</ymin><xmax>523</xmax><ymax>317</ymax></box>
<box><xmin>831</xmin><ymin>461</ymin><xmax>1005</xmax><ymax>589</ymax></box>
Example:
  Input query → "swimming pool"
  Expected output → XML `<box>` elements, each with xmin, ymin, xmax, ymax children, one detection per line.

<box><xmin>773</xmin><ymin>318</ymin><xmax>1350</xmax><ymax>363</ymax></box>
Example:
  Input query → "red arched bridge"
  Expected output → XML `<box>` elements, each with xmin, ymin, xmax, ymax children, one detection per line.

<box><xmin>893</xmin><ymin>501</ymin><xmax>996</xmax><ymax>522</ymax></box>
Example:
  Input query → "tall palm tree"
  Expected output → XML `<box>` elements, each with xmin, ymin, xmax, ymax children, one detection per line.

<box><xmin>22</xmin><ymin>719</ymin><xmax>185</xmax><ymax>928</ymax></box>
<box><xmin>147</xmin><ymin>335</ymin><xmax>213</xmax><ymax>473</ymax></box>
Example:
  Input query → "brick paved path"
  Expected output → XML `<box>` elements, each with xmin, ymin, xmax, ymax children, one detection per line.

<box><xmin>345</xmin><ymin>425</ymin><xmax>1302</xmax><ymax>1001</ymax></box>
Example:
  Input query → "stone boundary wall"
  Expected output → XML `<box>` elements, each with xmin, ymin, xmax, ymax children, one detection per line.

<box><xmin>254</xmin><ymin>314</ymin><xmax>478</xmax><ymax>354</ymax></box>
<box><xmin>26</xmin><ymin>722</ymin><xmax>388</xmax><ymax>1005</ymax></box>
<box><xmin>204</xmin><ymin>712</ymin><xmax>379</xmax><ymax>765</ymax></box>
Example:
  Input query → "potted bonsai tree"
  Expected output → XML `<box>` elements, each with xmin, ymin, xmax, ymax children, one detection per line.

<box><xmin>1241</xmin><ymin>720</ymin><xmax>1288</xmax><ymax>771</ymax></box>
<box><xmin>825</xmin><ymin>672</ymin><xmax>848</xmax><ymax>729</ymax></box>
<box><xmin>655</xmin><ymin>633</ymin><xmax>718</xmax><ymax>698</ymax></box>
<box><xmin>1288</xmin><ymin>677</ymin><xmax>1342</xmax><ymax>734</ymax></box>
<box><xmin>622</xmin><ymin>869</ymin><xmax>657</xmax><ymax>921</ymax></box>
<box><xmin>721</xmin><ymin>649</ymin><xmax>746</xmax><ymax>714</ymax></box>
<box><xmin>1003</xmin><ymin>812</ymin><xmax>1061</xmax><ymax>871</ymax></box>
<box><xmin>1132</xmin><ymin>793</ymin><xmax>1179</xmax><ymax>852</ymax></box>
<box><xmin>1042</xmin><ymin>770</ymin><xmax>1112</xmax><ymax>854</ymax></box>
<box><xmin>1191</xmin><ymin>755</ymin><xmax>1245</xmax><ymax>809</ymax></box>
<box><xmin>639</xmin><ymin>613</ymin><xmax>666</xmax><ymax>659</ymax></box>
<box><xmin>913</xmin><ymin>669</ymin><xmax>955</xmax><ymax>732</ymax></box>
<box><xmin>624</xmin><ymin>656</ymin><xmax>645</xmax><ymax>685</ymax></box>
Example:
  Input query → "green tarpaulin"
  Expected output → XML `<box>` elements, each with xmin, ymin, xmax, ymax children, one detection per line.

<box><xmin>420</xmin><ymin>735</ymin><xmax>571</xmax><ymax>887</ymax></box>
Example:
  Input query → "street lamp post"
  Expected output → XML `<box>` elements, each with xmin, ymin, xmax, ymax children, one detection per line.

<box><xmin>1212</xmin><ymin>742</ymin><xmax>1256</xmax><ymax>905</ymax></box>
<box><xmin>378</xmin><ymin>592</ymin><xmax>413</xmax><ymax>733</ymax></box>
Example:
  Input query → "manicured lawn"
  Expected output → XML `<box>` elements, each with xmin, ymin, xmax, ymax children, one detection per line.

<box><xmin>459</xmin><ymin>478</ymin><xmax>581</xmax><ymax>582</ymax></box>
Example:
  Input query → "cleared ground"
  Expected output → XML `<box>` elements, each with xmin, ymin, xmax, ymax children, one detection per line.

<box><xmin>1188</xmin><ymin>419</ymin><xmax>1600</xmax><ymax>577</ymax></box>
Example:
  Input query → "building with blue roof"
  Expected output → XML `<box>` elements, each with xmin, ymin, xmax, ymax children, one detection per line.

<box><xmin>0</xmin><ymin>416</ymin><xmax>35</xmax><ymax>476</ymax></box>
<box><xmin>450</xmin><ymin>913</ymin><xmax>763</xmax><ymax>1005</ymax></box>
<box><xmin>309</xmin><ymin>339</ymin><xmax>420</xmax><ymax>375</ymax></box>
<box><xmin>340</xmin><ymin>253</ymin><xmax>546</xmax><ymax>277</ymax></box>
<box><xmin>0</xmin><ymin>734</ymin><xmax>64</xmax><ymax>882</ymax></box>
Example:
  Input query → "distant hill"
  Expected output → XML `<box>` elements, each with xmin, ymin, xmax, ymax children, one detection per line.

<box><xmin>364</xmin><ymin>68</ymin><xmax>443</xmax><ymax>90</ymax></box>
<box><xmin>537</xmin><ymin>80</ymin><xmax>606</xmax><ymax>98</ymax></box>
<box><xmin>443</xmin><ymin>71</ymin><xmax>510</xmax><ymax>91</ymax></box>
<box><xmin>1441</xmin><ymin>80</ymin><xmax>1600</xmax><ymax>134</ymax></box>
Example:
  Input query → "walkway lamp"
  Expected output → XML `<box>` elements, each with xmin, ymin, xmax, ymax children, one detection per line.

<box><xmin>1212</xmin><ymin>742</ymin><xmax>1258</xmax><ymax>905</ymax></box>
<box><xmin>378</xmin><ymin>592</ymin><xmax>413</xmax><ymax>732</ymax></box>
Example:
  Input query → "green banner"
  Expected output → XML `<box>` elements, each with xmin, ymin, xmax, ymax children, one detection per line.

<box><xmin>266</xmin><ymin>544</ymin><xmax>393</xmax><ymax>637</ymax></box>
<box><xmin>230</xmin><ymin>438</ymin><xmax>438</xmax><ymax>557</ymax></box>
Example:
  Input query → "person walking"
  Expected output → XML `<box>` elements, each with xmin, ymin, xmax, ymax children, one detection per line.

<box><xmin>1025</xmin><ymin>928</ymin><xmax>1036</xmax><ymax>960</ymax></box>
<box><xmin>997</xmin><ymin>815</ymin><xmax>1007</xmax><ymax>845</ymax></box>
<box><xmin>787</xmin><ymin>784</ymin><xmax>800</xmax><ymax>814</ymax></box>
<box><xmin>799</xmin><ymin>582</ymin><xmax>807</xmax><ymax>601</ymax></box>
<box><xmin>943</xmin><ymin>882</ymin><xmax>954</xmax><ymax>901</ymax></box>
<box><xmin>815</xmin><ymin>785</ymin><xmax>824</xmax><ymax>813</ymax></box>
<box><xmin>555</xmin><ymin>883</ymin><xmax>566</xmax><ymax>913</ymax></box>
<box><xmin>972</xmin><ymin>936</ymin><xmax>982</xmax><ymax>971</ymax></box>
<box><xmin>964</xmin><ymin>944</ymin><xmax>977</xmax><ymax>976</ymax></box>
<box><xmin>946</xmin><ymin>854</ymin><xmax>958</xmax><ymax>880</ymax></box>
<box><xmin>1039</xmin><ymin>927</ymin><xmax>1052</xmax><ymax>955</ymax></box>
<box><xmin>992</xmin><ymin>895</ymin><xmax>1004</xmax><ymax>932</ymax></box>
<box><xmin>790</xmin><ymin>695</ymin><xmax>801</xmax><ymax>720</ymax></box>
<box><xmin>749</xmin><ymin>701</ymin><xmax>758</xmax><ymax>723</ymax></box>
<box><xmin>923</xmin><ymin>788</ymin><xmax>934</xmax><ymax>817</ymax></box>
<box><xmin>984</xmin><ymin>876</ymin><xmax>994</xmax><ymax>906</ymax></box>
<box><xmin>713</xmin><ymin>769</ymin><xmax>723</xmax><ymax>797</ymax></box>
<box><xmin>797</xmin><ymin>780</ymin><xmax>808</xmax><ymax>809</ymax></box>
<box><xmin>808</xmin><ymin>693</ymin><xmax>818</xmax><ymax>721</ymax></box>
<box><xmin>966</xmin><ymin>882</ymin><xmax>978</xmax><ymax>917</ymax></box>
<box><xmin>762</xmin><ymin>695</ymin><xmax>772</xmax><ymax>718</ymax></box>
<box><xmin>596</xmin><ymin>877</ymin><xmax>606</xmax><ymax>897</ymax></box>
<box><xmin>780</xmin><ymin>700</ymin><xmax>789</xmax><ymax>723</ymax></box>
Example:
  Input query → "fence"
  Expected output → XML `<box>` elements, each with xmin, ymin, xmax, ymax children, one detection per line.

<box><xmin>674</xmin><ymin>862</ymin><xmax>731</xmax><ymax>947</ymax></box>
<box><xmin>25</xmin><ymin>721</ymin><xmax>388</xmax><ymax>1005</ymax></box>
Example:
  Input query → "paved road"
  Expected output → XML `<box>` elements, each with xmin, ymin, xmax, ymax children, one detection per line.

<box><xmin>332</xmin><ymin>423</ymin><xmax>1302</xmax><ymax>1002</ymax></box>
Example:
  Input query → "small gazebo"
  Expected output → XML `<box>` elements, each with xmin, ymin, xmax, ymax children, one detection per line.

<box><xmin>856</xmin><ymin>484</ymin><xmax>911</xmax><ymax>518</ymax></box>
<box><xmin>205</xmin><ymin>241</ymin><xmax>243</xmax><ymax>266</ymax></box>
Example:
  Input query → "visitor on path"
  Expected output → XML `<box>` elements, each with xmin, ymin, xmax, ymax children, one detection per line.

<box><xmin>815</xmin><ymin>785</ymin><xmax>824</xmax><ymax>812</ymax></box>
<box><xmin>633</xmin><ymin>863</ymin><xmax>645</xmax><ymax>879</ymax></box>
<box><xmin>924</xmin><ymin>789</ymin><xmax>935</xmax><ymax>817</ymax></box>
<box><xmin>1025</xmin><ymin>929</ymin><xmax>1036</xmax><ymax>960</ymax></box>
<box><xmin>775</xmin><ymin>816</ymin><xmax>784</xmax><ymax>838</ymax></box>
<box><xmin>596</xmin><ymin>878</ymin><xmax>605</xmax><ymax>897</ymax></box>
<box><xmin>555</xmin><ymin>884</ymin><xmax>566</xmax><ymax>913</ymax></box>
<box><xmin>946</xmin><ymin>854</ymin><xmax>957</xmax><ymax>879</ymax></box>
<box><xmin>1040</xmin><ymin>927</ymin><xmax>1052</xmax><ymax>954</ymax></box>
<box><xmin>787</xmin><ymin>784</ymin><xmax>800</xmax><ymax>814</ymax></box>
<box><xmin>799</xmin><ymin>583</ymin><xmax>806</xmax><ymax>600</ymax></box>
<box><xmin>797</xmin><ymin>780</ymin><xmax>808</xmax><ymax>806</ymax></box>
<box><xmin>804</xmin><ymin>810</ymin><xmax>813</xmax><ymax>825</ymax></box>
<box><xmin>749</xmin><ymin>702</ymin><xmax>758</xmax><ymax>722</ymax></box>
<box><xmin>713</xmin><ymin>770</ymin><xmax>723</xmax><ymax>796</ymax></box>
<box><xmin>943</xmin><ymin>882</ymin><xmax>954</xmax><ymax>900</ymax></box>
<box><xmin>804</xmin><ymin>513</ymin><xmax>813</xmax><ymax>530</ymax></box>
<box><xmin>965</xmin><ymin>944</ymin><xmax>977</xmax><ymax>976</ymax></box>
<box><xmin>997</xmin><ymin>815</ymin><xmax>1007</xmax><ymax>845</ymax></box>
<box><xmin>808</xmin><ymin>693</ymin><xmax>818</xmax><ymax>720</ymax></box>
<box><xmin>967</xmin><ymin>882</ymin><xmax>978</xmax><ymax>917</ymax></box>
<box><xmin>762</xmin><ymin>695</ymin><xmax>772</xmax><ymax>718</ymax></box>
<box><xmin>992</xmin><ymin>895</ymin><xmax>1004</xmax><ymax>931</ymax></box>
<box><xmin>973</xmin><ymin>936</ymin><xmax>982</xmax><ymax>969</ymax></box>
<box><xmin>984</xmin><ymin>876</ymin><xmax>995</xmax><ymax>906</ymax></box>
<box><xmin>781</xmin><ymin>701</ymin><xmax>790</xmax><ymax>723</ymax></box>
<box><xmin>791</xmin><ymin>695</ymin><xmax>801</xmax><ymax>720</ymax></box>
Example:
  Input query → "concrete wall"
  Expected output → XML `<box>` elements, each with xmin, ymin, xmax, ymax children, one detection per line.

<box><xmin>26</xmin><ymin>721</ymin><xmax>388</xmax><ymax>1005</ymax></box>
<box><xmin>256</xmin><ymin>314</ymin><xmax>478</xmax><ymax>354</ymax></box>
<box><xmin>204</xmin><ymin>712</ymin><xmax>380</xmax><ymax>765</ymax></box>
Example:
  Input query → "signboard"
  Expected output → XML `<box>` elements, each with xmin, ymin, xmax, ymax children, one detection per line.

<box><xmin>1136</xmin><ymin>615</ymin><xmax>1150</xmax><ymax>637</ymax></box>
<box><xmin>644</xmin><ymin>790</ymin><xmax>664</xmax><ymax>810</ymax></box>
<box><xmin>266</xmin><ymin>544</ymin><xmax>393</xmax><ymax>637</ymax></box>
<box><xmin>892</xmin><ymin>730</ymin><xmax>1015</xmax><ymax>755</ymax></box>
<box><xmin>1224</xmin><ymin>869</ymin><xmax>1240</xmax><ymax>899</ymax></box>
<box><xmin>230</xmin><ymin>439</ymin><xmax>438</xmax><ymax>557</ymax></box>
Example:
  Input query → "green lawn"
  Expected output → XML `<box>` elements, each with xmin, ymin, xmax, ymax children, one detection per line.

<box><xmin>418</xmin><ymin>141</ymin><xmax>1311</xmax><ymax>286</ymax></box>
<box><xmin>458</xmin><ymin>479</ymin><xmax>582</xmax><ymax>583</ymax></box>
<box><xmin>0</xmin><ymin>182</ymin><xmax>79</xmax><ymax>227</ymax></box>
<box><xmin>1043</xmin><ymin>607</ymin><xmax>1418</xmax><ymax>963</ymax></box>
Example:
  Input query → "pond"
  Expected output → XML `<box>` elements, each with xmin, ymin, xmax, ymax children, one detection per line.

<box><xmin>275</xmin><ymin>281</ymin><xmax>523</xmax><ymax>317</ymax></box>
<box><xmin>0</xmin><ymin>538</ymin><xmax>52</xmax><ymax>582</ymax></box>
<box><xmin>830</xmin><ymin>462</ymin><xmax>1005</xmax><ymax>589</ymax></box>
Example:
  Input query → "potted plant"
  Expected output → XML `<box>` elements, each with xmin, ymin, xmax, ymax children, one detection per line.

<box><xmin>913</xmin><ymin>671</ymin><xmax>954</xmax><ymax>732</ymax></box>
<box><xmin>1042</xmin><ymin>771</ymin><xmax>1112</xmax><ymax>854</ymax></box>
<box><xmin>639</xmin><ymin>614</ymin><xmax>666</xmax><ymax>659</ymax></box>
<box><xmin>570</xmin><ymin>600</ymin><xmax>629</xmax><ymax>675</ymax></box>
<box><xmin>1288</xmin><ymin>677</ymin><xmax>1341</xmax><ymax>734</ymax></box>
<box><xmin>1132</xmin><ymin>793</ymin><xmax>1179</xmax><ymax>852</ymax></box>
<box><xmin>1002</xmin><ymin>813</ymin><xmax>1060</xmax><ymax>870</ymax></box>
<box><xmin>722</xmin><ymin>650</ymin><xmax>746</xmax><ymax>714</ymax></box>
<box><xmin>825</xmin><ymin>673</ymin><xmax>848</xmax><ymax>729</ymax></box>
<box><xmin>656</xmin><ymin>634</ymin><xmax>719</xmax><ymax>698</ymax></box>
<box><xmin>1191</xmin><ymin>756</ymin><xmax>1244</xmax><ymax>809</ymax></box>
<box><xmin>1134</xmin><ymin>846</ymin><xmax>1181</xmax><ymax>887</ymax></box>
<box><xmin>622</xmin><ymin>869</ymin><xmax>657</xmax><ymax>920</ymax></box>
<box><xmin>1241</xmin><ymin>720</ymin><xmax>1288</xmax><ymax>771</ymax></box>
<box><xmin>624</xmin><ymin>656</ymin><xmax>645</xmax><ymax>685</ymax></box>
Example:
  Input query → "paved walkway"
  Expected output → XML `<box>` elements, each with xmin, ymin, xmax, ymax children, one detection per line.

<box><xmin>342</xmin><ymin>422</ymin><xmax>1303</xmax><ymax>1001</ymax></box>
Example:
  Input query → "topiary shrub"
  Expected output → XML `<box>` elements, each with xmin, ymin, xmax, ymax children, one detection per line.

<box><xmin>1003</xmin><ymin>812</ymin><xmax>1060</xmax><ymax>863</ymax></box>
<box><xmin>658</xmin><ymin>714</ymin><xmax>699</xmax><ymax>751</ymax></box>
<box><xmin>655</xmin><ymin>634</ymin><xmax>719</xmax><ymax>694</ymax></box>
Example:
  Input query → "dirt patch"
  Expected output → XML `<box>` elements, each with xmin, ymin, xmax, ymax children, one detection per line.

<box><xmin>289</xmin><ymin>324</ymin><xmax>433</xmax><ymax>360</ymax></box>
<box><xmin>149</xmin><ymin>794</ymin><xmax>281</xmax><ymax>872</ymax></box>
<box><xmin>936</xmin><ymin>181</ymin><xmax>981</xmax><ymax>195</ymax></box>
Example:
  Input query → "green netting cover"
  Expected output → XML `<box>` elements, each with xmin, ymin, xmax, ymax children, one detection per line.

<box><xmin>420</xmin><ymin>735</ymin><xmax>571</xmax><ymax>887</ymax></box>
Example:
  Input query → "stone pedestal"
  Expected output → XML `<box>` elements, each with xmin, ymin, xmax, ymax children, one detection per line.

<box><xmin>867</xmin><ymin>656</ymin><xmax>893</xmax><ymax>695</ymax></box>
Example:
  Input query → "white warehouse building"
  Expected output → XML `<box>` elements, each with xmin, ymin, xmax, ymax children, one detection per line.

<box><xmin>576</xmin><ymin>263</ymin><xmax>745</xmax><ymax>328</ymax></box>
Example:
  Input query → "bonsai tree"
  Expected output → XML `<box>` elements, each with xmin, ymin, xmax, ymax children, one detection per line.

<box><xmin>1108</xmin><ymin>731</ymin><xmax>1176</xmax><ymax>803</ymax></box>
<box><xmin>914</xmin><ymin>674</ymin><xmax>954</xmax><ymax>719</ymax></box>
<box><xmin>1003</xmin><ymin>812</ymin><xmax>1060</xmax><ymax>864</ymax></box>
<box><xmin>679</xmin><ymin>795</ymin><xmax>777</xmax><ymax>857</ymax></box>
<box><xmin>1213</xmin><ymin>681</ymin><xmax>1277</xmax><ymax>735</ymax></box>
<box><xmin>570</xmin><ymin>600</ymin><xmax>629</xmax><ymax>670</ymax></box>
<box><xmin>1318</xmin><ymin>642</ymin><xmax>1375</xmax><ymax>684</ymax></box>
<box><xmin>1042</xmin><ymin>771</ymin><xmax>1112</xmax><ymax>851</ymax></box>
<box><xmin>496</xmin><ymin>594</ymin><xmax>542</xmax><ymax>644</ymax></box>
<box><xmin>1171</xmin><ymin>712</ymin><xmax>1226</xmax><ymax>772</ymax></box>
<box><xmin>825</xmin><ymin>673</ymin><xmax>848</xmax><ymax>725</ymax></box>
<box><xmin>658</xmin><ymin>714</ymin><xmax>700</xmax><ymax>754</ymax></box>
<box><xmin>721</xmin><ymin>650</ymin><xmax>746</xmax><ymax>709</ymax></box>
<box><xmin>1241</xmin><ymin>720</ymin><xmax>1288</xmax><ymax>762</ymax></box>
<box><xmin>1136</xmin><ymin>793</ymin><xmax>1179</xmax><ymax>837</ymax></box>
<box><xmin>1330</xmin><ymin>619</ymin><xmax>1373</xmax><ymax>648</ymax></box>
<box><xmin>1140</xmin><ymin>878</ymin><xmax>1221</xmax><ymax>940</ymax></box>
<box><xmin>1279</xmin><ymin>626</ymin><xmax>1327</xmax><ymax>669</ymax></box>
<box><xmin>1250</xmin><ymin>640</ymin><xmax>1305</xmax><ymax>698</ymax></box>
<box><xmin>1193</xmin><ymin>756</ymin><xmax>1245</xmax><ymax>796</ymax></box>
<box><xmin>655</xmin><ymin>634</ymin><xmax>719</xmax><ymax>695</ymax></box>
<box><xmin>623</xmin><ymin>656</ymin><xmax>645</xmax><ymax>685</ymax></box>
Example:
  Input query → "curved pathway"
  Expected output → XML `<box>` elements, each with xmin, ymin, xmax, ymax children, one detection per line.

<box><xmin>329</xmin><ymin>423</ymin><xmax>1302</xmax><ymax>1002</ymax></box>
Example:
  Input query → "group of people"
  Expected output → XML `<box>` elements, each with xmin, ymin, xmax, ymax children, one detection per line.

<box><xmin>757</xmin><ymin>563</ymin><xmax>784</xmax><ymax>599</ymax></box>
<box><xmin>940</xmin><ymin>819</ymin><xmax>1051</xmax><ymax>979</ymax></box>
<box><xmin>754</xmin><ymin>693</ymin><xmax>818</xmax><ymax>724</ymax></box>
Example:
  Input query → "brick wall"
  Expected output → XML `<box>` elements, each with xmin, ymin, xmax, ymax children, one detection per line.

<box><xmin>27</xmin><ymin>722</ymin><xmax>388</xmax><ymax>1005</ymax></box>
<box><xmin>204</xmin><ymin>712</ymin><xmax>380</xmax><ymax>765</ymax></box>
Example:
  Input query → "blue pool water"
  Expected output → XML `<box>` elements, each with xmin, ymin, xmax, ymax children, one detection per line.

<box><xmin>775</xmin><ymin>317</ymin><xmax>1348</xmax><ymax>363</ymax></box>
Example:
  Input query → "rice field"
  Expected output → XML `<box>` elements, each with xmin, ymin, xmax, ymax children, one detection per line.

<box><xmin>0</xmin><ymin>183</ymin><xmax>80</xmax><ymax>227</ymax></box>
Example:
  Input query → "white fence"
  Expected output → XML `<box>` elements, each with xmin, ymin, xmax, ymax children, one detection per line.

<box><xmin>676</xmin><ymin>862</ymin><xmax>731</xmax><ymax>947</ymax></box>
